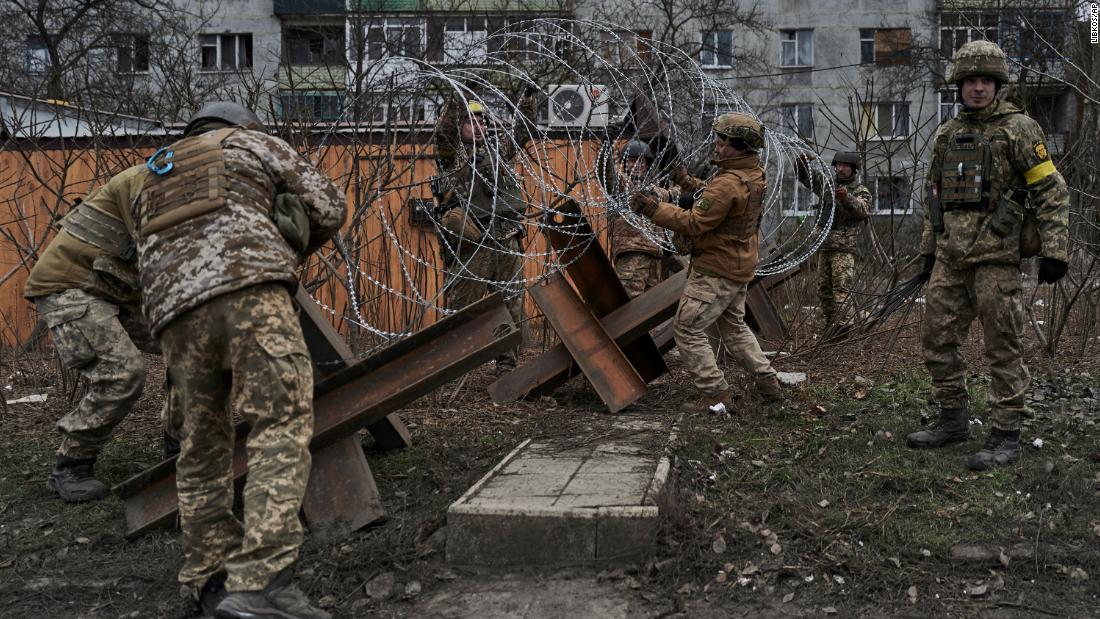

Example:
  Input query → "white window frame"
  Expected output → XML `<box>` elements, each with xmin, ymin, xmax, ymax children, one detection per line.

<box><xmin>862</xmin><ymin>102</ymin><xmax>910</xmax><ymax>140</ymax></box>
<box><xmin>780</xmin><ymin>172</ymin><xmax>816</xmax><ymax>217</ymax></box>
<box><xmin>939</xmin><ymin>13</ymin><xmax>999</xmax><ymax>60</ymax></box>
<box><xmin>199</xmin><ymin>33</ymin><xmax>252</xmax><ymax>72</ymax></box>
<box><xmin>25</xmin><ymin>35</ymin><xmax>50</xmax><ymax>75</ymax></box>
<box><xmin>938</xmin><ymin>89</ymin><xmax>961</xmax><ymax>123</ymax></box>
<box><xmin>443</xmin><ymin>17</ymin><xmax>489</xmax><ymax>64</ymax></box>
<box><xmin>870</xmin><ymin>174</ymin><xmax>913</xmax><ymax>215</ymax></box>
<box><xmin>367</xmin><ymin>19</ymin><xmax>424</xmax><ymax>61</ymax></box>
<box><xmin>860</xmin><ymin>28</ymin><xmax>875</xmax><ymax>64</ymax></box>
<box><xmin>367</xmin><ymin>91</ymin><xmax>437</xmax><ymax>125</ymax></box>
<box><xmin>780</xmin><ymin>103</ymin><xmax>814</xmax><ymax>138</ymax></box>
<box><xmin>780</xmin><ymin>29</ymin><xmax>813</xmax><ymax>67</ymax></box>
<box><xmin>700</xmin><ymin>29</ymin><xmax>733</xmax><ymax>69</ymax></box>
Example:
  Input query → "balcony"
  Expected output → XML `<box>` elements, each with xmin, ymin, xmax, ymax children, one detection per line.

<box><xmin>278</xmin><ymin>65</ymin><xmax>348</xmax><ymax>91</ymax></box>
<box><xmin>349</xmin><ymin>0</ymin><xmax>570</xmax><ymax>11</ymax></box>
<box><xmin>274</xmin><ymin>0</ymin><xmax>345</xmax><ymax>15</ymax></box>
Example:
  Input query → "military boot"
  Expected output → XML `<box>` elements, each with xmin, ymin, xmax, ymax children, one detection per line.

<box><xmin>754</xmin><ymin>374</ymin><xmax>783</xmax><ymax>403</ymax></box>
<box><xmin>215</xmin><ymin>567</ymin><xmax>331</xmax><ymax>619</ymax></box>
<box><xmin>905</xmin><ymin>407</ymin><xmax>970</xmax><ymax>449</ymax></box>
<box><xmin>48</xmin><ymin>456</ymin><xmax>108</xmax><ymax>502</ymax></box>
<box><xmin>967</xmin><ymin>429</ymin><xmax>1022</xmax><ymax>471</ymax></box>
<box><xmin>680</xmin><ymin>388</ymin><xmax>733</xmax><ymax>415</ymax></box>
<box><xmin>195</xmin><ymin>572</ymin><xmax>228</xmax><ymax>617</ymax></box>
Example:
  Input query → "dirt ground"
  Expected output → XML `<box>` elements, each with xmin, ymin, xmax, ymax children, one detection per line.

<box><xmin>1</xmin><ymin>319</ymin><xmax>1098</xmax><ymax>618</ymax></box>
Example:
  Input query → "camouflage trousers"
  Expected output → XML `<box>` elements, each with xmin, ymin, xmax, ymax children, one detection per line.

<box><xmin>675</xmin><ymin>269</ymin><xmax>777</xmax><ymax>395</ymax></box>
<box><xmin>35</xmin><ymin>289</ymin><xmax>157</xmax><ymax>459</ymax></box>
<box><xmin>614</xmin><ymin>252</ymin><xmax>663</xmax><ymax>299</ymax></box>
<box><xmin>159</xmin><ymin>283</ymin><xmax>313</xmax><ymax>593</ymax></box>
<box><xmin>444</xmin><ymin>235</ymin><xmax>526</xmax><ymax>370</ymax></box>
<box><xmin>922</xmin><ymin>263</ymin><xmax>1029</xmax><ymax>431</ymax></box>
<box><xmin>819</xmin><ymin>251</ymin><xmax>855</xmax><ymax>325</ymax></box>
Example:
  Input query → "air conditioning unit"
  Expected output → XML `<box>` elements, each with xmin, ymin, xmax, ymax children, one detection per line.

<box><xmin>547</xmin><ymin>84</ymin><xmax>609</xmax><ymax>129</ymax></box>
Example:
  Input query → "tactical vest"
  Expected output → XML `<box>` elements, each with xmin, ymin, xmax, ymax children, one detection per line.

<box><xmin>939</xmin><ymin>132</ymin><xmax>998</xmax><ymax>211</ymax></box>
<box><xmin>138</xmin><ymin>127</ymin><xmax>272</xmax><ymax>238</ymax></box>
<box><xmin>59</xmin><ymin>200</ymin><xmax>134</xmax><ymax>259</ymax></box>
<box><xmin>714</xmin><ymin>169</ymin><xmax>765</xmax><ymax>241</ymax></box>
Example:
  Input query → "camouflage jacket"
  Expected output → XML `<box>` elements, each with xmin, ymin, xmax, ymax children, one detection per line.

<box><xmin>651</xmin><ymin>154</ymin><xmax>765</xmax><ymax>283</ymax></box>
<box><xmin>135</xmin><ymin>129</ymin><xmax>346</xmax><ymax>334</ymax></box>
<box><xmin>920</xmin><ymin>100</ymin><xmax>1070</xmax><ymax>268</ymax></box>
<box><xmin>24</xmin><ymin>164</ymin><xmax>147</xmax><ymax>306</ymax></box>
<box><xmin>796</xmin><ymin>164</ymin><xmax>871</xmax><ymax>254</ymax></box>
<box><xmin>435</xmin><ymin>140</ymin><xmax>526</xmax><ymax>239</ymax></box>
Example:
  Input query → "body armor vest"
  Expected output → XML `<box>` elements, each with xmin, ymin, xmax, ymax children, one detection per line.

<box><xmin>138</xmin><ymin>127</ymin><xmax>272</xmax><ymax>237</ymax></box>
<box><xmin>715</xmin><ymin>170</ymin><xmax>765</xmax><ymax>241</ymax></box>
<box><xmin>939</xmin><ymin>132</ymin><xmax>997</xmax><ymax>211</ymax></box>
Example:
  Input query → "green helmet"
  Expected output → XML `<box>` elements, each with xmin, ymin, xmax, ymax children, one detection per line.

<box><xmin>831</xmin><ymin>151</ymin><xmax>860</xmax><ymax>170</ymax></box>
<box><xmin>949</xmin><ymin>40</ymin><xmax>1009</xmax><ymax>83</ymax></box>
<box><xmin>713</xmin><ymin>113</ymin><xmax>765</xmax><ymax>152</ymax></box>
<box><xmin>184</xmin><ymin>101</ymin><xmax>264</xmax><ymax>136</ymax></box>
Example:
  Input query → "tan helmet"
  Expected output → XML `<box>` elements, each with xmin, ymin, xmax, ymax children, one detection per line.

<box><xmin>713</xmin><ymin>113</ymin><xmax>765</xmax><ymax>152</ymax></box>
<box><xmin>949</xmin><ymin>40</ymin><xmax>1009</xmax><ymax>83</ymax></box>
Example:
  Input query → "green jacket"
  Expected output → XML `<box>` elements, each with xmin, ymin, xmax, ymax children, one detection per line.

<box><xmin>24</xmin><ymin>164</ymin><xmax>146</xmax><ymax>306</ymax></box>
<box><xmin>796</xmin><ymin>164</ymin><xmax>871</xmax><ymax>254</ymax></box>
<box><xmin>921</xmin><ymin>100</ymin><xmax>1069</xmax><ymax>268</ymax></box>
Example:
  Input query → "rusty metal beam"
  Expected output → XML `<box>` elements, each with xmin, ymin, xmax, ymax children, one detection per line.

<box><xmin>745</xmin><ymin>284</ymin><xmax>787</xmax><ymax>343</ymax></box>
<box><xmin>115</xmin><ymin>293</ymin><xmax>520</xmax><ymax>539</ymax></box>
<box><xmin>541</xmin><ymin>199</ymin><xmax>668</xmax><ymax>383</ymax></box>
<box><xmin>489</xmin><ymin>270</ymin><xmax>687</xmax><ymax>403</ymax></box>
<box><xmin>295</xmin><ymin>287</ymin><xmax>411</xmax><ymax>449</ymax></box>
<box><xmin>529</xmin><ymin>273</ymin><xmax>646</xmax><ymax>413</ymax></box>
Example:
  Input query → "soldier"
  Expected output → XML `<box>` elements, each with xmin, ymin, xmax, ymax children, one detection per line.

<box><xmin>23</xmin><ymin>164</ymin><xmax>169</xmax><ymax>502</ymax></box>
<box><xmin>611</xmin><ymin>141</ymin><xmax>667</xmax><ymax>298</ymax></box>
<box><xmin>630</xmin><ymin>113</ymin><xmax>782</xmax><ymax>412</ymax></box>
<box><xmin>434</xmin><ymin>98</ymin><xmax>530</xmax><ymax>375</ymax></box>
<box><xmin>796</xmin><ymin>151</ymin><xmax>872</xmax><ymax>326</ymax></box>
<box><xmin>906</xmin><ymin>41</ymin><xmax>1069</xmax><ymax>470</ymax></box>
<box><xmin>134</xmin><ymin>102</ymin><xmax>345</xmax><ymax>617</ymax></box>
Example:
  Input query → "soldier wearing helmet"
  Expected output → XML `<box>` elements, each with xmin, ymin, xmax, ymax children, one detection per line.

<box><xmin>433</xmin><ymin>96</ymin><xmax>536</xmax><ymax>375</ymax></box>
<box><xmin>630</xmin><ymin>112</ymin><xmax>782</xmax><ymax>412</ymax></box>
<box><xmin>610</xmin><ymin>140</ymin><xmax>670</xmax><ymax>298</ymax></box>
<box><xmin>906</xmin><ymin>40</ymin><xmax>1070</xmax><ymax>471</ymax></box>
<box><xmin>795</xmin><ymin>150</ymin><xmax>872</xmax><ymax>326</ymax></box>
<box><xmin>134</xmin><ymin>101</ymin><xmax>346</xmax><ymax>618</ymax></box>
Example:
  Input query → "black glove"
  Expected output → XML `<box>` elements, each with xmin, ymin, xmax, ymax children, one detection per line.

<box><xmin>1037</xmin><ymin>257</ymin><xmax>1068</xmax><ymax>284</ymax></box>
<box><xmin>922</xmin><ymin>254</ymin><xmax>935</xmax><ymax>275</ymax></box>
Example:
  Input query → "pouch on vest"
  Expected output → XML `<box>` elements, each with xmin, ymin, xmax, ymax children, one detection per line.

<box><xmin>273</xmin><ymin>193</ymin><xmax>310</xmax><ymax>255</ymax></box>
<box><xmin>1020</xmin><ymin>210</ymin><xmax>1042</xmax><ymax>258</ymax></box>
<box><xmin>138</xmin><ymin>128</ymin><xmax>238</xmax><ymax>237</ymax></box>
<box><xmin>940</xmin><ymin>133</ymin><xmax>995</xmax><ymax>210</ymax></box>
<box><xmin>988</xmin><ymin>191</ymin><xmax>1023</xmax><ymax>237</ymax></box>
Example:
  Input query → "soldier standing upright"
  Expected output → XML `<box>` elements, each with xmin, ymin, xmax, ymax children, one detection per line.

<box><xmin>905</xmin><ymin>41</ymin><xmax>1069</xmax><ymax>470</ymax></box>
<box><xmin>610</xmin><ymin>140</ymin><xmax>668</xmax><ymax>298</ymax></box>
<box><xmin>434</xmin><ymin>98</ymin><xmax>531</xmax><ymax>374</ymax></box>
<box><xmin>23</xmin><ymin>164</ymin><xmax>168</xmax><ymax>502</ymax></box>
<box><xmin>796</xmin><ymin>151</ymin><xmax>872</xmax><ymax>326</ymax></box>
<box><xmin>630</xmin><ymin>113</ymin><xmax>782</xmax><ymax>412</ymax></box>
<box><xmin>134</xmin><ymin>102</ymin><xmax>346</xmax><ymax>617</ymax></box>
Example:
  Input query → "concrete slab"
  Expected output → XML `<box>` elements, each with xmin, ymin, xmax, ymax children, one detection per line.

<box><xmin>446</xmin><ymin>414</ymin><xmax>676</xmax><ymax>566</ymax></box>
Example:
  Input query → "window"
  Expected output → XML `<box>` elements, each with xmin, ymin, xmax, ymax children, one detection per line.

<box><xmin>600</xmin><ymin>29</ymin><xmax>652</xmax><ymax>66</ymax></box>
<box><xmin>1001</xmin><ymin>11</ymin><xmax>1066</xmax><ymax>65</ymax></box>
<box><xmin>780</xmin><ymin>29</ymin><xmax>813</xmax><ymax>67</ymax></box>
<box><xmin>200</xmin><ymin>33</ymin><xmax>252</xmax><ymax>71</ymax></box>
<box><xmin>860</xmin><ymin>102</ymin><xmax>910</xmax><ymax>139</ymax></box>
<box><xmin>444</xmin><ymin>17</ymin><xmax>489</xmax><ymax>64</ymax></box>
<box><xmin>860</xmin><ymin>29</ymin><xmax>875</xmax><ymax>64</ymax></box>
<box><xmin>25</xmin><ymin>35</ymin><xmax>50</xmax><ymax>75</ymax></box>
<box><xmin>367</xmin><ymin>20</ymin><xmax>423</xmax><ymax>61</ymax></box>
<box><xmin>938</xmin><ymin>90</ymin><xmax>961</xmax><ymax>122</ymax></box>
<box><xmin>284</xmin><ymin>27</ymin><xmax>344</xmax><ymax>66</ymax></box>
<box><xmin>115</xmin><ymin>34</ymin><xmax>150</xmax><ymax>73</ymax></box>
<box><xmin>279</xmin><ymin>92</ymin><xmax>344</xmax><ymax>122</ymax></box>
<box><xmin>365</xmin><ymin>92</ymin><xmax>436</xmax><ymax>124</ymax></box>
<box><xmin>781</xmin><ymin>173</ymin><xmax>814</xmax><ymax>217</ymax></box>
<box><xmin>870</xmin><ymin>175</ymin><xmax>911</xmax><ymax>214</ymax></box>
<box><xmin>860</xmin><ymin>28</ymin><xmax>912</xmax><ymax>65</ymax></box>
<box><xmin>939</xmin><ymin>13</ymin><xmax>998</xmax><ymax>60</ymax></box>
<box><xmin>780</xmin><ymin>103</ymin><xmax>814</xmax><ymax>137</ymax></box>
<box><xmin>700</xmin><ymin>30</ymin><xmax>733</xmax><ymax>68</ymax></box>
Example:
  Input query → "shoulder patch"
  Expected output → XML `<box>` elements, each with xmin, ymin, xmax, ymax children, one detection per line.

<box><xmin>696</xmin><ymin>197</ymin><xmax>709</xmax><ymax>212</ymax></box>
<box><xmin>1033</xmin><ymin>141</ymin><xmax>1048</xmax><ymax>161</ymax></box>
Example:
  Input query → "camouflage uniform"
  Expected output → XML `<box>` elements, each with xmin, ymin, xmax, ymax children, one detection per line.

<box><xmin>135</xmin><ymin>125</ymin><xmax>345</xmax><ymax>593</ymax></box>
<box><xmin>435</xmin><ymin>102</ymin><xmax>529</xmax><ymax>371</ymax></box>
<box><xmin>916</xmin><ymin>42</ymin><xmax>1069</xmax><ymax>455</ymax></box>
<box><xmin>24</xmin><ymin>165</ymin><xmax>160</xmax><ymax>471</ymax></box>
<box><xmin>920</xmin><ymin>97</ymin><xmax>1069</xmax><ymax>432</ymax></box>
<box><xmin>796</xmin><ymin>159</ymin><xmax>872</xmax><ymax>325</ymax></box>
<box><xmin>633</xmin><ymin>114</ymin><xmax>780</xmax><ymax>405</ymax></box>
